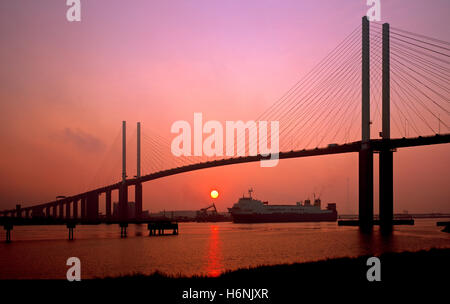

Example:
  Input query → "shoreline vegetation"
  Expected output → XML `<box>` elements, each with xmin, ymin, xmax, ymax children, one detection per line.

<box><xmin>106</xmin><ymin>248</ymin><xmax>449</xmax><ymax>283</ymax></box>
<box><xmin>2</xmin><ymin>248</ymin><xmax>448</xmax><ymax>301</ymax></box>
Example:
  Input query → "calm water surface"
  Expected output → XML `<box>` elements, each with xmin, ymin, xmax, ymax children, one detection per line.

<box><xmin>0</xmin><ymin>219</ymin><xmax>449</xmax><ymax>279</ymax></box>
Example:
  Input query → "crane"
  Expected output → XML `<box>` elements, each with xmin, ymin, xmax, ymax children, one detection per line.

<box><xmin>198</xmin><ymin>203</ymin><xmax>217</xmax><ymax>215</ymax></box>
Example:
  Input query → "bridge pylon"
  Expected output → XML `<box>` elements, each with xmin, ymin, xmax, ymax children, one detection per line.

<box><xmin>119</xmin><ymin>121</ymin><xmax>128</xmax><ymax>221</ymax></box>
<box><xmin>359</xmin><ymin>16</ymin><xmax>374</xmax><ymax>231</ymax></box>
<box><xmin>379</xmin><ymin>22</ymin><xmax>394</xmax><ymax>233</ymax></box>
<box><xmin>135</xmin><ymin>122</ymin><xmax>143</xmax><ymax>219</ymax></box>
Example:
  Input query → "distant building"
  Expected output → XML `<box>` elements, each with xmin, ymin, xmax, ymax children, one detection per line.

<box><xmin>151</xmin><ymin>210</ymin><xmax>197</xmax><ymax>220</ymax></box>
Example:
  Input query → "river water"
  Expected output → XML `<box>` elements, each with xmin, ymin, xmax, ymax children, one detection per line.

<box><xmin>0</xmin><ymin>219</ymin><xmax>449</xmax><ymax>279</ymax></box>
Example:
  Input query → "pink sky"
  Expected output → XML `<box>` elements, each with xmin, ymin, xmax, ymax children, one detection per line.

<box><xmin>0</xmin><ymin>0</ymin><xmax>449</xmax><ymax>214</ymax></box>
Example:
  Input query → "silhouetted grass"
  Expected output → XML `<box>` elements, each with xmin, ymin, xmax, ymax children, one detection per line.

<box><xmin>106</xmin><ymin>248</ymin><xmax>450</xmax><ymax>284</ymax></box>
<box><xmin>3</xmin><ymin>248</ymin><xmax>448</xmax><ymax>302</ymax></box>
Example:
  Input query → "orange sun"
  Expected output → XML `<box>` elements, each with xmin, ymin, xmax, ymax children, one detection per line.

<box><xmin>210</xmin><ymin>190</ymin><xmax>219</xmax><ymax>199</ymax></box>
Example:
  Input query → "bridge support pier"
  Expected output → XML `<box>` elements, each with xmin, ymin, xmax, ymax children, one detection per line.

<box><xmin>86</xmin><ymin>192</ymin><xmax>99</xmax><ymax>221</ymax></box>
<box><xmin>120</xmin><ymin>222</ymin><xmax>128</xmax><ymax>238</ymax></box>
<box><xmin>379</xmin><ymin>149</ymin><xmax>393</xmax><ymax>232</ymax></box>
<box><xmin>59</xmin><ymin>202</ymin><xmax>64</xmax><ymax>219</ymax></box>
<box><xmin>66</xmin><ymin>201</ymin><xmax>71</xmax><ymax>219</ymax></box>
<box><xmin>81</xmin><ymin>197</ymin><xmax>86</xmax><ymax>220</ymax></box>
<box><xmin>358</xmin><ymin>16</ymin><xmax>373</xmax><ymax>232</ymax></box>
<box><xmin>119</xmin><ymin>184</ymin><xmax>128</xmax><ymax>220</ymax></box>
<box><xmin>33</xmin><ymin>207</ymin><xmax>44</xmax><ymax>218</ymax></box>
<box><xmin>73</xmin><ymin>199</ymin><xmax>78</xmax><ymax>219</ymax></box>
<box><xmin>4</xmin><ymin>224</ymin><xmax>13</xmax><ymax>243</ymax></box>
<box><xmin>67</xmin><ymin>223</ymin><xmax>76</xmax><ymax>240</ymax></box>
<box><xmin>106</xmin><ymin>190</ymin><xmax>112</xmax><ymax>220</ymax></box>
<box><xmin>16</xmin><ymin>205</ymin><xmax>22</xmax><ymax>218</ymax></box>
<box><xmin>135</xmin><ymin>183</ymin><xmax>142</xmax><ymax>219</ymax></box>
<box><xmin>359</xmin><ymin>147</ymin><xmax>374</xmax><ymax>231</ymax></box>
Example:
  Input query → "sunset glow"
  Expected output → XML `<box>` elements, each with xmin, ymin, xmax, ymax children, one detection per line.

<box><xmin>0</xmin><ymin>0</ymin><xmax>448</xmax><ymax>294</ymax></box>
<box><xmin>0</xmin><ymin>1</ymin><xmax>448</xmax><ymax>215</ymax></box>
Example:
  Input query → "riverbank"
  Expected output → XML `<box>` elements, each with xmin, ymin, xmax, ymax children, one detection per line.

<box><xmin>110</xmin><ymin>247</ymin><xmax>449</xmax><ymax>283</ymax></box>
<box><xmin>106</xmin><ymin>248</ymin><xmax>449</xmax><ymax>301</ymax></box>
<box><xmin>2</xmin><ymin>248</ymin><xmax>448</xmax><ymax>302</ymax></box>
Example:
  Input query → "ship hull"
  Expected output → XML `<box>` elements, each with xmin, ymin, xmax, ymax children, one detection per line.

<box><xmin>231</xmin><ymin>212</ymin><xmax>337</xmax><ymax>223</ymax></box>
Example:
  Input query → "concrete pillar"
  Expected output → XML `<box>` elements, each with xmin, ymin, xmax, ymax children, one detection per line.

<box><xmin>73</xmin><ymin>199</ymin><xmax>78</xmax><ymax>219</ymax></box>
<box><xmin>379</xmin><ymin>151</ymin><xmax>393</xmax><ymax>230</ymax></box>
<box><xmin>86</xmin><ymin>192</ymin><xmax>99</xmax><ymax>221</ymax></box>
<box><xmin>39</xmin><ymin>207</ymin><xmax>44</xmax><ymax>218</ymax></box>
<box><xmin>120</xmin><ymin>222</ymin><xmax>128</xmax><ymax>238</ymax></box>
<box><xmin>67</xmin><ymin>223</ymin><xmax>76</xmax><ymax>240</ymax></box>
<box><xmin>359</xmin><ymin>16</ymin><xmax>373</xmax><ymax>231</ymax></box>
<box><xmin>16</xmin><ymin>204</ymin><xmax>22</xmax><ymax>218</ymax></box>
<box><xmin>119</xmin><ymin>184</ymin><xmax>128</xmax><ymax>221</ymax></box>
<box><xmin>81</xmin><ymin>197</ymin><xmax>86</xmax><ymax>220</ymax></box>
<box><xmin>46</xmin><ymin>206</ymin><xmax>51</xmax><ymax>217</ymax></box>
<box><xmin>59</xmin><ymin>202</ymin><xmax>64</xmax><ymax>219</ymax></box>
<box><xmin>380</xmin><ymin>22</ymin><xmax>394</xmax><ymax>233</ymax></box>
<box><xmin>5</xmin><ymin>224</ymin><xmax>12</xmax><ymax>242</ymax></box>
<box><xmin>53</xmin><ymin>203</ymin><xmax>58</xmax><ymax>218</ymax></box>
<box><xmin>135</xmin><ymin>183</ymin><xmax>142</xmax><ymax>219</ymax></box>
<box><xmin>25</xmin><ymin>209</ymin><xmax>30</xmax><ymax>218</ymax></box>
<box><xmin>66</xmin><ymin>201</ymin><xmax>71</xmax><ymax>219</ymax></box>
<box><xmin>106</xmin><ymin>190</ymin><xmax>112</xmax><ymax>219</ymax></box>
<box><xmin>359</xmin><ymin>150</ymin><xmax>373</xmax><ymax>231</ymax></box>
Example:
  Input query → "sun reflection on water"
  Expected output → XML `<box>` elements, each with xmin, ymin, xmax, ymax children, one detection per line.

<box><xmin>207</xmin><ymin>225</ymin><xmax>223</xmax><ymax>277</ymax></box>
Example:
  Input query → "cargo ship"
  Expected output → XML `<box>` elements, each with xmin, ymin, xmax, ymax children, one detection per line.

<box><xmin>228</xmin><ymin>189</ymin><xmax>337</xmax><ymax>223</ymax></box>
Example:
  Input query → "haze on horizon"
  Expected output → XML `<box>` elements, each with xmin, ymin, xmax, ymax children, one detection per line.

<box><xmin>0</xmin><ymin>0</ymin><xmax>449</xmax><ymax>214</ymax></box>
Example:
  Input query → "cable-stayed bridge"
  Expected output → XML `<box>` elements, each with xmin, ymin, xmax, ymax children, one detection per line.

<box><xmin>1</xmin><ymin>17</ymin><xmax>449</xmax><ymax>239</ymax></box>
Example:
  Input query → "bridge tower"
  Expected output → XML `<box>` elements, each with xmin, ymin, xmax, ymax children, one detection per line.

<box><xmin>359</xmin><ymin>16</ymin><xmax>374</xmax><ymax>231</ymax></box>
<box><xmin>135</xmin><ymin>122</ymin><xmax>143</xmax><ymax>219</ymax></box>
<box><xmin>119</xmin><ymin>121</ymin><xmax>128</xmax><ymax>220</ymax></box>
<box><xmin>379</xmin><ymin>22</ymin><xmax>394</xmax><ymax>232</ymax></box>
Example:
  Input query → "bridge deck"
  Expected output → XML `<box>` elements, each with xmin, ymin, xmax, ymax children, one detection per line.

<box><xmin>1</xmin><ymin>134</ymin><xmax>449</xmax><ymax>218</ymax></box>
